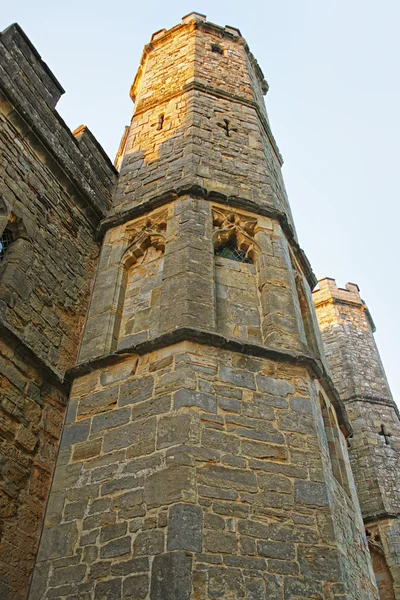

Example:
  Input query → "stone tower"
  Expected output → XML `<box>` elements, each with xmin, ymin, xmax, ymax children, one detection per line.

<box><xmin>313</xmin><ymin>279</ymin><xmax>400</xmax><ymax>599</ymax></box>
<box><xmin>29</xmin><ymin>13</ymin><xmax>379</xmax><ymax>599</ymax></box>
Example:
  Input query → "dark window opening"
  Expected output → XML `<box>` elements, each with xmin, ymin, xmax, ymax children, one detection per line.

<box><xmin>0</xmin><ymin>228</ymin><xmax>13</xmax><ymax>264</ymax></box>
<box><xmin>211</xmin><ymin>43</ymin><xmax>224</xmax><ymax>55</ymax></box>
<box><xmin>215</xmin><ymin>238</ymin><xmax>252</xmax><ymax>264</ymax></box>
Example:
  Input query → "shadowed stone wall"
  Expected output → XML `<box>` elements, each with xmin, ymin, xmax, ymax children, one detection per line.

<box><xmin>0</xmin><ymin>23</ymin><xmax>116</xmax><ymax>599</ymax></box>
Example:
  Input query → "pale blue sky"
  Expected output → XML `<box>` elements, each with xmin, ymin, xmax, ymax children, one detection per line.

<box><xmin>2</xmin><ymin>1</ymin><xmax>399</xmax><ymax>405</ymax></box>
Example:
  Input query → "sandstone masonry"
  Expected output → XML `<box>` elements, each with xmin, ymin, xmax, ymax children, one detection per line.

<box><xmin>0</xmin><ymin>11</ymin><xmax>397</xmax><ymax>600</ymax></box>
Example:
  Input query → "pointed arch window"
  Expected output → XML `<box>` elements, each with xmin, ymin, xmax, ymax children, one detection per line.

<box><xmin>214</xmin><ymin>237</ymin><xmax>253</xmax><ymax>264</ymax></box>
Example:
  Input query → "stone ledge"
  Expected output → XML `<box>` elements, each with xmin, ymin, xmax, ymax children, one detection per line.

<box><xmin>66</xmin><ymin>326</ymin><xmax>351</xmax><ymax>436</ymax></box>
<box><xmin>0</xmin><ymin>320</ymin><xmax>68</xmax><ymax>392</ymax></box>
<box><xmin>98</xmin><ymin>185</ymin><xmax>317</xmax><ymax>290</ymax></box>
<box><xmin>345</xmin><ymin>394</ymin><xmax>400</xmax><ymax>419</ymax></box>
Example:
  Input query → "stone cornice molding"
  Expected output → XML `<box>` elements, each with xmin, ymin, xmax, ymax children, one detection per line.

<box><xmin>99</xmin><ymin>186</ymin><xmax>317</xmax><ymax>289</ymax></box>
<box><xmin>66</xmin><ymin>326</ymin><xmax>351</xmax><ymax>437</ymax></box>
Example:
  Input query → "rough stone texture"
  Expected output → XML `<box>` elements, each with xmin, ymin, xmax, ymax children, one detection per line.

<box><xmin>0</xmin><ymin>11</ymin><xmax>394</xmax><ymax>600</ymax></box>
<box><xmin>0</xmin><ymin>22</ymin><xmax>116</xmax><ymax>600</ymax></box>
<box><xmin>31</xmin><ymin>344</ymin><xmax>378</xmax><ymax>599</ymax></box>
<box><xmin>313</xmin><ymin>278</ymin><xmax>400</xmax><ymax>599</ymax></box>
<box><xmin>114</xmin><ymin>17</ymin><xmax>296</xmax><ymax>233</ymax></box>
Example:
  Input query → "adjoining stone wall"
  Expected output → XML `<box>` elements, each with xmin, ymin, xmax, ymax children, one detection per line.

<box><xmin>30</xmin><ymin>342</ymin><xmax>378</xmax><ymax>600</ymax></box>
<box><xmin>313</xmin><ymin>278</ymin><xmax>400</xmax><ymax>597</ymax></box>
<box><xmin>0</xmin><ymin>328</ymin><xmax>67</xmax><ymax>600</ymax></box>
<box><xmin>0</xmin><ymin>23</ymin><xmax>116</xmax><ymax>599</ymax></box>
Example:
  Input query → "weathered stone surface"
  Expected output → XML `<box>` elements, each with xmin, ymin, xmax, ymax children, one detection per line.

<box><xmin>144</xmin><ymin>466</ymin><xmax>195</xmax><ymax>508</ymax></box>
<box><xmin>295</xmin><ymin>480</ymin><xmax>329</xmax><ymax>507</ymax></box>
<box><xmin>20</xmin><ymin>15</ymin><xmax>388</xmax><ymax>600</ymax></box>
<box><xmin>167</xmin><ymin>504</ymin><xmax>203</xmax><ymax>551</ymax></box>
<box><xmin>150</xmin><ymin>552</ymin><xmax>192</xmax><ymax>600</ymax></box>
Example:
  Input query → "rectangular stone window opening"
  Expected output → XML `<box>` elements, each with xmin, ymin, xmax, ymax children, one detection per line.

<box><xmin>211</xmin><ymin>43</ymin><xmax>224</xmax><ymax>55</ymax></box>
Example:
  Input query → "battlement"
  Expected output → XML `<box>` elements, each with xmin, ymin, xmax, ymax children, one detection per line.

<box><xmin>313</xmin><ymin>277</ymin><xmax>363</xmax><ymax>306</ymax></box>
<box><xmin>131</xmin><ymin>12</ymin><xmax>269</xmax><ymax>107</ymax></box>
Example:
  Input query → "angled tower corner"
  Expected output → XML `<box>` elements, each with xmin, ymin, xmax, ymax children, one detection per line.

<box><xmin>313</xmin><ymin>278</ymin><xmax>400</xmax><ymax>598</ymax></box>
<box><xmin>30</xmin><ymin>14</ymin><xmax>380</xmax><ymax>600</ymax></box>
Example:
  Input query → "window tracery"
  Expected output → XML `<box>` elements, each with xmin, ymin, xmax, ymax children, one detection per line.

<box><xmin>212</xmin><ymin>208</ymin><xmax>259</xmax><ymax>264</ymax></box>
<box><xmin>121</xmin><ymin>213</ymin><xmax>167</xmax><ymax>267</ymax></box>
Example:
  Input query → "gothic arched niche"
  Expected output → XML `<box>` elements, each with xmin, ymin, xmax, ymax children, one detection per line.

<box><xmin>117</xmin><ymin>214</ymin><xmax>167</xmax><ymax>348</ymax></box>
<box><xmin>366</xmin><ymin>529</ymin><xmax>395</xmax><ymax>600</ymax></box>
<box><xmin>319</xmin><ymin>392</ymin><xmax>351</xmax><ymax>496</ymax></box>
<box><xmin>212</xmin><ymin>207</ymin><xmax>262</xmax><ymax>343</ymax></box>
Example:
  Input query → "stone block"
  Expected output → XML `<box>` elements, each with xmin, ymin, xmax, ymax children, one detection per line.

<box><xmin>123</xmin><ymin>574</ymin><xmax>149</xmax><ymax>599</ymax></box>
<box><xmin>202</xmin><ymin>429</ymin><xmax>240</xmax><ymax>454</ymax></box>
<box><xmin>220</xmin><ymin>366</ymin><xmax>255</xmax><ymax>390</ymax></box>
<box><xmin>167</xmin><ymin>504</ymin><xmax>203</xmax><ymax>552</ymax></box>
<box><xmin>94</xmin><ymin>578</ymin><xmax>122</xmax><ymax>599</ymax></box>
<box><xmin>203</xmin><ymin>531</ymin><xmax>238</xmax><ymax>554</ymax></box>
<box><xmin>72</xmin><ymin>438</ymin><xmax>102</xmax><ymax>462</ymax></box>
<box><xmin>174</xmin><ymin>389</ymin><xmax>216</xmax><ymax>413</ymax></box>
<box><xmin>92</xmin><ymin>407</ymin><xmax>131</xmax><ymax>433</ymax></box>
<box><xmin>144</xmin><ymin>466</ymin><xmax>195</xmax><ymax>508</ymax></box>
<box><xmin>257</xmin><ymin>540</ymin><xmax>295</xmax><ymax>560</ymax></box>
<box><xmin>49</xmin><ymin>564</ymin><xmax>87</xmax><ymax>587</ymax></box>
<box><xmin>100</xmin><ymin>522</ymin><xmax>128</xmax><ymax>543</ymax></box>
<box><xmin>111</xmin><ymin>557</ymin><xmax>149</xmax><ymax>576</ymax></box>
<box><xmin>133</xmin><ymin>530</ymin><xmax>164</xmax><ymax>556</ymax></box>
<box><xmin>100</xmin><ymin>536</ymin><xmax>131</xmax><ymax>559</ymax></box>
<box><xmin>157</xmin><ymin>414</ymin><xmax>192</xmax><ymax>449</ymax></box>
<box><xmin>298</xmin><ymin>545</ymin><xmax>342</xmax><ymax>581</ymax></box>
<box><xmin>78</xmin><ymin>386</ymin><xmax>119</xmax><ymax>417</ymax></box>
<box><xmin>37</xmin><ymin>522</ymin><xmax>78</xmax><ymax>561</ymax></box>
<box><xmin>198</xmin><ymin>465</ymin><xmax>257</xmax><ymax>492</ymax></box>
<box><xmin>119</xmin><ymin>376</ymin><xmax>154</xmax><ymax>407</ymax></box>
<box><xmin>150</xmin><ymin>552</ymin><xmax>192</xmax><ymax>600</ymax></box>
<box><xmin>61</xmin><ymin>420</ymin><xmax>90</xmax><ymax>447</ymax></box>
<box><xmin>241</xmin><ymin>440</ymin><xmax>288</xmax><ymax>461</ymax></box>
<box><xmin>103</xmin><ymin>417</ymin><xmax>156</xmax><ymax>454</ymax></box>
<box><xmin>256</xmin><ymin>375</ymin><xmax>294</xmax><ymax>396</ymax></box>
<box><xmin>295</xmin><ymin>480</ymin><xmax>328</xmax><ymax>507</ymax></box>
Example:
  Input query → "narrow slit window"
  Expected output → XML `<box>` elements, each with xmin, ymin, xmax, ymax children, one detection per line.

<box><xmin>214</xmin><ymin>238</ymin><xmax>252</xmax><ymax>264</ymax></box>
<box><xmin>157</xmin><ymin>114</ymin><xmax>164</xmax><ymax>130</ymax></box>
<box><xmin>0</xmin><ymin>228</ymin><xmax>13</xmax><ymax>264</ymax></box>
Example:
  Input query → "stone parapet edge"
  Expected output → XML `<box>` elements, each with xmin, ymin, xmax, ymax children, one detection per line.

<box><xmin>66</xmin><ymin>326</ymin><xmax>352</xmax><ymax>437</ymax></box>
<box><xmin>344</xmin><ymin>394</ymin><xmax>400</xmax><ymax>420</ymax></box>
<box><xmin>313</xmin><ymin>297</ymin><xmax>377</xmax><ymax>333</ymax></box>
<box><xmin>98</xmin><ymin>185</ymin><xmax>317</xmax><ymax>289</ymax></box>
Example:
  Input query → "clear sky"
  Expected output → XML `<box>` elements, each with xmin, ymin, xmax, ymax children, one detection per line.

<box><xmin>2</xmin><ymin>0</ymin><xmax>399</xmax><ymax>406</ymax></box>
